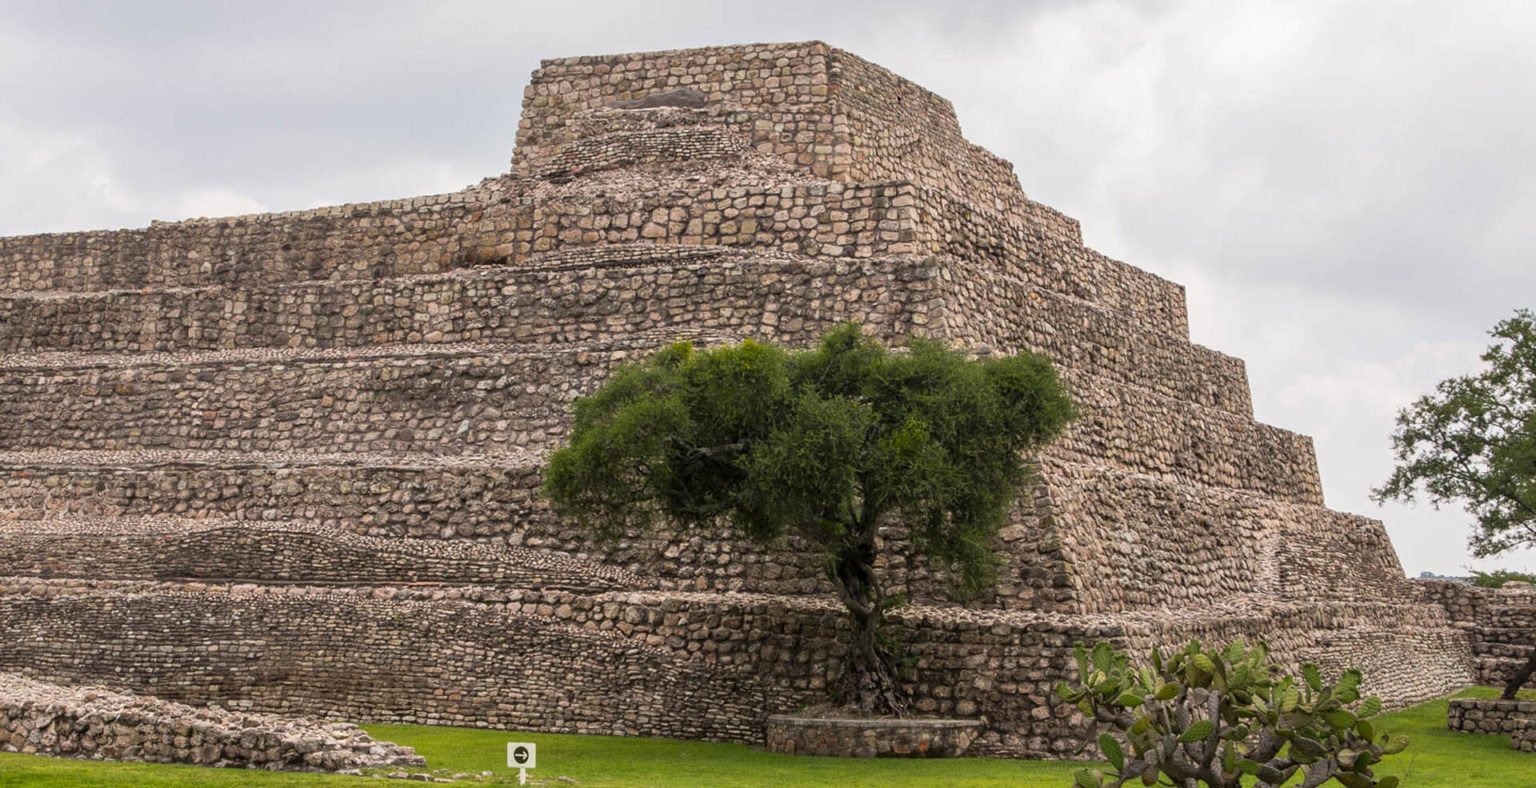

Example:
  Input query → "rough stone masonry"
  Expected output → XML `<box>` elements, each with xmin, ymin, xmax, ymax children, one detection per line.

<box><xmin>0</xmin><ymin>672</ymin><xmax>424</xmax><ymax>771</ymax></box>
<box><xmin>0</xmin><ymin>41</ymin><xmax>1529</xmax><ymax>759</ymax></box>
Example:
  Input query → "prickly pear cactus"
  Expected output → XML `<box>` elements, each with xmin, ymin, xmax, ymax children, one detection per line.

<box><xmin>1057</xmin><ymin>640</ymin><xmax>1408</xmax><ymax>788</ymax></box>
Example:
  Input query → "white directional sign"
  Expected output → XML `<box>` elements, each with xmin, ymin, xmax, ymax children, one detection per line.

<box><xmin>507</xmin><ymin>742</ymin><xmax>538</xmax><ymax>784</ymax></box>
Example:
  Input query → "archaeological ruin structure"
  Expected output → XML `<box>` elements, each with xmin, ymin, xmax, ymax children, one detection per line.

<box><xmin>0</xmin><ymin>41</ymin><xmax>1529</xmax><ymax>758</ymax></box>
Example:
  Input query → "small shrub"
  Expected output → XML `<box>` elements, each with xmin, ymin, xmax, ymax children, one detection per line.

<box><xmin>1057</xmin><ymin>640</ymin><xmax>1407</xmax><ymax>788</ymax></box>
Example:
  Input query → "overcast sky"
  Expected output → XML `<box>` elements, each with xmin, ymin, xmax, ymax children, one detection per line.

<box><xmin>2</xmin><ymin>1</ymin><xmax>1532</xmax><ymax>576</ymax></box>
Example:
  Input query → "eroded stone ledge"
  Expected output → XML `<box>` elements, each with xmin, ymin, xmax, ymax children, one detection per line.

<box><xmin>0</xmin><ymin>672</ymin><xmax>424</xmax><ymax>772</ymax></box>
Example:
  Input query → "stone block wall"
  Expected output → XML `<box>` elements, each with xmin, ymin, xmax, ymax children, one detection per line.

<box><xmin>538</xmin><ymin>107</ymin><xmax>755</xmax><ymax>178</ymax></box>
<box><xmin>0</xmin><ymin>345</ymin><xmax>621</xmax><ymax>454</ymax></box>
<box><xmin>0</xmin><ymin>518</ymin><xmax>636</xmax><ymax>590</ymax></box>
<box><xmin>0</xmin><ymin>253</ymin><xmax>939</xmax><ymax>354</ymax></box>
<box><xmin>0</xmin><ymin>455</ymin><xmax>544</xmax><ymax>539</ymax></box>
<box><xmin>0</xmin><ymin>461</ymin><xmax>1074</xmax><ymax>612</ymax></box>
<box><xmin>0</xmin><ymin>447</ymin><xmax>1367</xmax><ymax>618</ymax></box>
<box><xmin>915</xmin><ymin>188</ymin><xmax>1189</xmax><ymax>339</ymax></box>
<box><xmin>1416</xmin><ymin>581</ymin><xmax>1536</xmax><ymax>689</ymax></box>
<box><xmin>0</xmin><ymin>181</ymin><xmax>510</xmax><ymax>294</ymax></box>
<box><xmin>513</xmin><ymin>180</ymin><xmax>922</xmax><ymax>259</ymax></box>
<box><xmin>0</xmin><ymin>581</ymin><xmax>769</xmax><ymax>743</ymax></box>
<box><xmin>0</xmin><ymin>673</ymin><xmax>424</xmax><ymax>772</ymax></box>
<box><xmin>826</xmin><ymin>48</ymin><xmax>1026</xmax><ymax>218</ymax></box>
<box><xmin>514</xmin><ymin>42</ymin><xmax>844</xmax><ymax>178</ymax></box>
<box><xmin>934</xmin><ymin>255</ymin><xmax>1245</xmax><ymax>416</ymax></box>
<box><xmin>0</xmin><ymin>577</ymin><xmax>1472</xmax><ymax>757</ymax></box>
<box><xmin>0</xmin><ymin>579</ymin><xmax>1114</xmax><ymax>757</ymax></box>
<box><xmin>1122</xmin><ymin>600</ymin><xmax>1472</xmax><ymax>709</ymax></box>
<box><xmin>1037</xmin><ymin>460</ymin><xmax>1405</xmax><ymax>613</ymax></box>
<box><xmin>1447</xmin><ymin>698</ymin><xmax>1536</xmax><ymax>736</ymax></box>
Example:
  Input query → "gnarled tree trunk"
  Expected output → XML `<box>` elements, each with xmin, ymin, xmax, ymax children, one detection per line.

<box><xmin>830</xmin><ymin>536</ymin><xmax>907</xmax><ymax>717</ymax></box>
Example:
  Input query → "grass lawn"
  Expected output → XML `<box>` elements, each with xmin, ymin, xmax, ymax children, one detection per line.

<box><xmin>0</xmin><ymin>687</ymin><xmax>1530</xmax><ymax>786</ymax></box>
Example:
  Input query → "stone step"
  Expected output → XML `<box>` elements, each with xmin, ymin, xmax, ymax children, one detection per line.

<box><xmin>0</xmin><ymin>516</ymin><xmax>635</xmax><ymax>590</ymax></box>
<box><xmin>1049</xmin><ymin>371</ymin><xmax>1317</xmax><ymax>505</ymax></box>
<box><xmin>1491</xmin><ymin>603</ymin><xmax>1536</xmax><ymax>629</ymax></box>
<box><xmin>0</xmin><ymin>448</ymin><xmax>544</xmax><ymax>541</ymax></box>
<box><xmin>0</xmin><ymin>183</ymin><xmax>510</xmax><ymax>294</ymax></box>
<box><xmin>0</xmin><ymin>174</ymin><xmax>924</xmax><ymax>291</ymax></box>
<box><xmin>0</xmin><ymin>450</ymin><xmax>1337</xmax><ymax>609</ymax></box>
<box><xmin>0</xmin><ymin>187</ymin><xmax>1188</xmax><ymax>349</ymax></box>
<box><xmin>527</xmin><ymin>174</ymin><xmax>1190</xmax><ymax>338</ymax></box>
<box><xmin>1473</xmin><ymin>641</ymin><xmax>1534</xmax><ymax>658</ymax></box>
<box><xmin>0</xmin><ymin>449</ymin><xmax>890</xmax><ymax>600</ymax></box>
<box><xmin>1037</xmin><ymin>459</ymin><xmax>1395</xmax><ymax>615</ymax></box>
<box><xmin>0</xmin><ymin>342</ymin><xmax>661</xmax><ymax>455</ymax></box>
<box><xmin>937</xmin><ymin>255</ymin><xmax>1248</xmax><ymax>417</ymax></box>
<box><xmin>1474</xmin><ymin>655</ymin><xmax>1536</xmax><ymax>689</ymax></box>
<box><xmin>0</xmin><ymin>334</ymin><xmax>1313</xmax><ymax>503</ymax></box>
<box><xmin>1476</xmin><ymin>626</ymin><xmax>1536</xmax><ymax>647</ymax></box>
<box><xmin>0</xmin><ymin>250</ymin><xmax>1250</xmax><ymax>416</ymax></box>
<box><xmin>0</xmin><ymin>571</ymin><xmax>1472</xmax><ymax>757</ymax></box>
<box><xmin>0</xmin><ymin>579</ymin><xmax>772</xmax><ymax>742</ymax></box>
<box><xmin>918</xmin><ymin>187</ymin><xmax>1188</xmax><ymax>338</ymax></box>
<box><xmin>0</xmin><ymin>250</ymin><xmax>923</xmax><ymax>350</ymax></box>
<box><xmin>1118</xmin><ymin>597</ymin><xmax>1471</xmax><ymax>710</ymax></box>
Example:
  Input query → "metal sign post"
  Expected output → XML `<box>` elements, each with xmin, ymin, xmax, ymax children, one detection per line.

<box><xmin>506</xmin><ymin>742</ymin><xmax>537</xmax><ymax>785</ymax></box>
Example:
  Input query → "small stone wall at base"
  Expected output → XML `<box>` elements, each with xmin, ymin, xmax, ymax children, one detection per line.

<box><xmin>764</xmin><ymin>716</ymin><xmax>982</xmax><ymax>758</ymax></box>
<box><xmin>1446</xmin><ymin>698</ymin><xmax>1536</xmax><ymax>736</ymax></box>
<box><xmin>0</xmin><ymin>672</ymin><xmax>424</xmax><ymax>772</ymax></box>
<box><xmin>1513</xmin><ymin>720</ymin><xmax>1536</xmax><ymax>752</ymax></box>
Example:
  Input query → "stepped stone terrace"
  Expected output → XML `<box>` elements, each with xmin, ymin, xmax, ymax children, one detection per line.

<box><xmin>0</xmin><ymin>40</ymin><xmax>1528</xmax><ymax>758</ymax></box>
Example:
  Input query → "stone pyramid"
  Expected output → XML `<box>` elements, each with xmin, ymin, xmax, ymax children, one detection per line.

<box><xmin>0</xmin><ymin>42</ymin><xmax>1479</xmax><ymax>757</ymax></box>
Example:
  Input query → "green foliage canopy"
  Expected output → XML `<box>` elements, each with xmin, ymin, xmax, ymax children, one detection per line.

<box><xmin>1373</xmin><ymin>309</ymin><xmax>1536</xmax><ymax>557</ymax></box>
<box><xmin>543</xmin><ymin>323</ymin><xmax>1076</xmax><ymax>598</ymax></box>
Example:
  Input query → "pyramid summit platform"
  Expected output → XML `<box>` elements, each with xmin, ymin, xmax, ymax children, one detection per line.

<box><xmin>0</xmin><ymin>41</ymin><xmax>1522</xmax><ymax>758</ymax></box>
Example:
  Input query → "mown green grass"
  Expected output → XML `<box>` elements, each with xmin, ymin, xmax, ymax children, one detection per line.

<box><xmin>0</xmin><ymin>688</ymin><xmax>1528</xmax><ymax>786</ymax></box>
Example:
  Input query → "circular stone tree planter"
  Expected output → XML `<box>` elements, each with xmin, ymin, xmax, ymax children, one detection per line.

<box><xmin>764</xmin><ymin>715</ymin><xmax>984</xmax><ymax>758</ymax></box>
<box><xmin>1447</xmin><ymin>698</ymin><xmax>1536</xmax><ymax>737</ymax></box>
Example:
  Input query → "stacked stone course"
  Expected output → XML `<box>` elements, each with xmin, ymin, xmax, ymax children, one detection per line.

<box><xmin>0</xmin><ymin>40</ymin><xmax>1516</xmax><ymax>761</ymax></box>
<box><xmin>0</xmin><ymin>672</ymin><xmax>424</xmax><ymax>772</ymax></box>
<box><xmin>1447</xmin><ymin>694</ymin><xmax>1536</xmax><ymax>754</ymax></box>
<box><xmin>1417</xmin><ymin>581</ymin><xmax>1536</xmax><ymax>690</ymax></box>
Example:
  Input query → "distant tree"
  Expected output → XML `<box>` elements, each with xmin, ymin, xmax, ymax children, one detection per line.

<box><xmin>1373</xmin><ymin>309</ymin><xmax>1536</xmax><ymax>699</ymax></box>
<box><xmin>542</xmin><ymin>324</ymin><xmax>1075</xmax><ymax>715</ymax></box>
<box><xmin>1468</xmin><ymin>569</ymin><xmax>1536</xmax><ymax>589</ymax></box>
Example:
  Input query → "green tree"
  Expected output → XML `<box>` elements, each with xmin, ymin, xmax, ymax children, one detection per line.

<box><xmin>542</xmin><ymin>324</ymin><xmax>1075</xmax><ymax>715</ymax></box>
<box><xmin>1372</xmin><ymin>308</ymin><xmax>1536</xmax><ymax>699</ymax></box>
